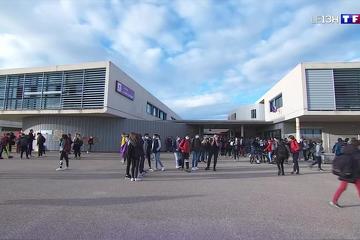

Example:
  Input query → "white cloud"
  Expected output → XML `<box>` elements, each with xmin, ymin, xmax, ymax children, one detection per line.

<box><xmin>0</xmin><ymin>0</ymin><xmax>360</xmax><ymax>120</ymax></box>
<box><xmin>165</xmin><ymin>92</ymin><xmax>229</xmax><ymax>110</ymax></box>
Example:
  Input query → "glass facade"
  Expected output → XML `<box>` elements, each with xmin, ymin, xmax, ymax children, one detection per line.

<box><xmin>0</xmin><ymin>68</ymin><xmax>105</xmax><ymax>110</ymax></box>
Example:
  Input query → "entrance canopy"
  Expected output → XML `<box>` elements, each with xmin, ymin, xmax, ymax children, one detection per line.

<box><xmin>175</xmin><ymin>120</ymin><xmax>271</xmax><ymax>129</ymax></box>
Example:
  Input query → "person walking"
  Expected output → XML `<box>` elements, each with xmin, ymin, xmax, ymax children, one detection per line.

<box><xmin>179</xmin><ymin>136</ymin><xmax>191</xmax><ymax>172</ymax></box>
<box><xmin>56</xmin><ymin>134</ymin><xmax>71</xmax><ymax>171</ymax></box>
<box><xmin>329</xmin><ymin>139</ymin><xmax>360</xmax><ymax>208</ymax></box>
<box><xmin>36</xmin><ymin>132</ymin><xmax>46</xmax><ymax>157</ymax></box>
<box><xmin>205</xmin><ymin>135</ymin><xmax>220</xmax><ymax>171</ymax></box>
<box><xmin>27</xmin><ymin>129</ymin><xmax>35</xmax><ymax>157</ymax></box>
<box><xmin>289</xmin><ymin>135</ymin><xmax>300</xmax><ymax>174</ymax></box>
<box><xmin>19</xmin><ymin>133</ymin><xmax>29</xmax><ymax>159</ymax></box>
<box><xmin>126</xmin><ymin>133</ymin><xmax>142</xmax><ymax>181</ymax></box>
<box><xmin>73</xmin><ymin>134</ymin><xmax>83</xmax><ymax>159</ymax></box>
<box><xmin>174</xmin><ymin>137</ymin><xmax>182</xmax><ymax>169</ymax></box>
<box><xmin>138</xmin><ymin>134</ymin><xmax>146</xmax><ymax>177</ymax></box>
<box><xmin>0</xmin><ymin>133</ymin><xmax>12</xmax><ymax>159</ymax></box>
<box><xmin>332</xmin><ymin>138</ymin><xmax>345</xmax><ymax>157</ymax></box>
<box><xmin>275</xmin><ymin>139</ymin><xmax>289</xmax><ymax>176</ymax></box>
<box><xmin>191</xmin><ymin>135</ymin><xmax>201</xmax><ymax>171</ymax></box>
<box><xmin>120</xmin><ymin>133</ymin><xmax>128</xmax><ymax>164</ymax></box>
<box><xmin>87</xmin><ymin>136</ymin><xmax>94</xmax><ymax>153</ymax></box>
<box><xmin>310</xmin><ymin>140</ymin><xmax>325</xmax><ymax>171</ymax></box>
<box><xmin>143</xmin><ymin>133</ymin><xmax>153</xmax><ymax>172</ymax></box>
<box><xmin>199</xmin><ymin>138</ymin><xmax>208</xmax><ymax>163</ymax></box>
<box><xmin>152</xmin><ymin>134</ymin><xmax>165</xmax><ymax>171</ymax></box>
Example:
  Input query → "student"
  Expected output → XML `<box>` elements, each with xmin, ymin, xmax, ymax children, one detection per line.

<box><xmin>56</xmin><ymin>134</ymin><xmax>71</xmax><ymax>171</ymax></box>
<box><xmin>152</xmin><ymin>134</ymin><xmax>165</xmax><ymax>171</ymax></box>
<box><xmin>73</xmin><ymin>134</ymin><xmax>83</xmax><ymax>159</ymax></box>
<box><xmin>19</xmin><ymin>133</ymin><xmax>29</xmax><ymax>159</ymax></box>
<box><xmin>87</xmin><ymin>136</ymin><xmax>94</xmax><ymax>153</ymax></box>
<box><xmin>191</xmin><ymin>135</ymin><xmax>201</xmax><ymax>170</ymax></box>
<box><xmin>179</xmin><ymin>136</ymin><xmax>191</xmax><ymax>171</ymax></box>
<box><xmin>143</xmin><ymin>133</ymin><xmax>153</xmax><ymax>172</ymax></box>
<box><xmin>174</xmin><ymin>136</ymin><xmax>182</xmax><ymax>169</ymax></box>
<box><xmin>205</xmin><ymin>135</ymin><xmax>220</xmax><ymax>171</ymax></box>
<box><xmin>27</xmin><ymin>129</ymin><xmax>35</xmax><ymax>157</ymax></box>
<box><xmin>36</xmin><ymin>132</ymin><xmax>46</xmax><ymax>157</ymax></box>
<box><xmin>310</xmin><ymin>140</ymin><xmax>325</xmax><ymax>171</ymax></box>
<box><xmin>289</xmin><ymin>135</ymin><xmax>300</xmax><ymax>175</ymax></box>
<box><xmin>329</xmin><ymin>139</ymin><xmax>360</xmax><ymax>208</ymax></box>
<box><xmin>126</xmin><ymin>133</ymin><xmax>142</xmax><ymax>181</ymax></box>
<box><xmin>275</xmin><ymin>139</ymin><xmax>289</xmax><ymax>176</ymax></box>
<box><xmin>0</xmin><ymin>133</ymin><xmax>12</xmax><ymax>159</ymax></box>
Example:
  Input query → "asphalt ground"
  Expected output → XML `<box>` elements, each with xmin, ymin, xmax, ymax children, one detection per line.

<box><xmin>0</xmin><ymin>152</ymin><xmax>359</xmax><ymax>240</ymax></box>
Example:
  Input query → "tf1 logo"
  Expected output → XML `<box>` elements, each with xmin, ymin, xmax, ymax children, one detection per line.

<box><xmin>341</xmin><ymin>14</ymin><xmax>360</xmax><ymax>24</ymax></box>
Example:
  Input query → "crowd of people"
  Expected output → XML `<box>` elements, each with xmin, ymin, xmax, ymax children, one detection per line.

<box><xmin>1</xmin><ymin>129</ymin><xmax>359</xmax><ymax>208</ymax></box>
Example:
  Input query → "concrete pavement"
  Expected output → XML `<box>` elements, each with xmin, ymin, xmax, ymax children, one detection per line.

<box><xmin>0</xmin><ymin>152</ymin><xmax>359</xmax><ymax>240</ymax></box>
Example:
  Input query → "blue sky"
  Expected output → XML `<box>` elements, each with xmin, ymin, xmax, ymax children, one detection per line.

<box><xmin>0</xmin><ymin>0</ymin><xmax>359</xmax><ymax>119</ymax></box>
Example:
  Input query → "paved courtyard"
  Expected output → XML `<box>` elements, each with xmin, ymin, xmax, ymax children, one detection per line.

<box><xmin>0</xmin><ymin>152</ymin><xmax>359</xmax><ymax>240</ymax></box>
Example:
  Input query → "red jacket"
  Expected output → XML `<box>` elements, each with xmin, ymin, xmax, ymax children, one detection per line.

<box><xmin>264</xmin><ymin>140</ymin><xmax>273</xmax><ymax>152</ymax></box>
<box><xmin>179</xmin><ymin>139</ymin><xmax>191</xmax><ymax>153</ymax></box>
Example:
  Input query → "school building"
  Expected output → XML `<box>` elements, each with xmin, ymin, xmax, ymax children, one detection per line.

<box><xmin>1</xmin><ymin>61</ymin><xmax>360</xmax><ymax>152</ymax></box>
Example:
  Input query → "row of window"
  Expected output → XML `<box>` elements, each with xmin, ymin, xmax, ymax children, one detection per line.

<box><xmin>146</xmin><ymin>102</ymin><xmax>167</xmax><ymax>120</ymax></box>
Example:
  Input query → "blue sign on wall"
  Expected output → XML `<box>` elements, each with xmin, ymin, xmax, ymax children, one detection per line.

<box><xmin>116</xmin><ymin>81</ymin><xmax>135</xmax><ymax>101</ymax></box>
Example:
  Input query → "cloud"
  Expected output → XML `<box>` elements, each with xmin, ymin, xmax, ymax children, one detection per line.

<box><xmin>165</xmin><ymin>92</ymin><xmax>229</xmax><ymax>110</ymax></box>
<box><xmin>0</xmin><ymin>0</ymin><xmax>360</xmax><ymax>120</ymax></box>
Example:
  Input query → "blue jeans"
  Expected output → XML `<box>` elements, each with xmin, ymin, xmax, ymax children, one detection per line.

<box><xmin>268</xmin><ymin>152</ymin><xmax>272</xmax><ymax>163</ymax></box>
<box><xmin>174</xmin><ymin>152</ymin><xmax>181</xmax><ymax>167</ymax></box>
<box><xmin>154</xmin><ymin>152</ymin><xmax>164</xmax><ymax>169</ymax></box>
<box><xmin>192</xmin><ymin>151</ymin><xmax>200</xmax><ymax>167</ymax></box>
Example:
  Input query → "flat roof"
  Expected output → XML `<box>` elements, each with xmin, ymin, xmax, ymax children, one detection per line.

<box><xmin>0</xmin><ymin>61</ymin><xmax>109</xmax><ymax>75</ymax></box>
<box><xmin>175</xmin><ymin>120</ymin><xmax>271</xmax><ymax>126</ymax></box>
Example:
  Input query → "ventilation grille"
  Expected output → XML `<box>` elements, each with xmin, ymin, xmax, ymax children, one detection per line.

<box><xmin>334</xmin><ymin>69</ymin><xmax>360</xmax><ymax>111</ymax></box>
<box><xmin>0</xmin><ymin>67</ymin><xmax>106</xmax><ymax>111</ymax></box>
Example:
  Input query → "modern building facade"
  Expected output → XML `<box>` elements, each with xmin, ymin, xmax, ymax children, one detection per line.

<box><xmin>228</xmin><ymin>62</ymin><xmax>360</xmax><ymax>152</ymax></box>
<box><xmin>0</xmin><ymin>61</ymin><xmax>189</xmax><ymax>151</ymax></box>
<box><xmin>1</xmin><ymin>61</ymin><xmax>360</xmax><ymax>152</ymax></box>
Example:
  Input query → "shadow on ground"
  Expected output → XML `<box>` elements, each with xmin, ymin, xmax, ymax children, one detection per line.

<box><xmin>0</xmin><ymin>195</ymin><xmax>204</xmax><ymax>207</ymax></box>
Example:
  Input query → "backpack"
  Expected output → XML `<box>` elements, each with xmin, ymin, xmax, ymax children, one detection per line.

<box><xmin>290</xmin><ymin>140</ymin><xmax>300</xmax><ymax>153</ymax></box>
<box><xmin>332</xmin><ymin>154</ymin><xmax>353</xmax><ymax>178</ymax></box>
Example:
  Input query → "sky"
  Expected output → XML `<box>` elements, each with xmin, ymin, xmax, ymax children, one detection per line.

<box><xmin>0</xmin><ymin>0</ymin><xmax>359</xmax><ymax>120</ymax></box>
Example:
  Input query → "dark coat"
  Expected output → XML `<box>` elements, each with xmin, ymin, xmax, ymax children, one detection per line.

<box><xmin>333</xmin><ymin>144</ymin><xmax>359</xmax><ymax>183</ymax></box>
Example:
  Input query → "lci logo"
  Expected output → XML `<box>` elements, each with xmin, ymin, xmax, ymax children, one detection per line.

<box><xmin>312</xmin><ymin>14</ymin><xmax>360</xmax><ymax>24</ymax></box>
<box><xmin>116</xmin><ymin>81</ymin><xmax>135</xmax><ymax>101</ymax></box>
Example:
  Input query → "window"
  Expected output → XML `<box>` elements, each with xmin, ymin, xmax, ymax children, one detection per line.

<box><xmin>146</xmin><ymin>102</ymin><xmax>167</xmax><ymax>120</ymax></box>
<box><xmin>300</xmin><ymin>129</ymin><xmax>322</xmax><ymax>140</ymax></box>
<box><xmin>251</xmin><ymin>109</ymin><xmax>256</xmax><ymax>119</ymax></box>
<box><xmin>229</xmin><ymin>113</ymin><xmax>236</xmax><ymax>120</ymax></box>
<box><xmin>171</xmin><ymin>117</ymin><xmax>176</xmax><ymax>120</ymax></box>
<box><xmin>146</xmin><ymin>103</ymin><xmax>152</xmax><ymax>114</ymax></box>
<box><xmin>269</xmin><ymin>94</ymin><xmax>283</xmax><ymax>112</ymax></box>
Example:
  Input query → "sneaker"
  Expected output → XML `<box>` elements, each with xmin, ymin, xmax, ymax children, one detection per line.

<box><xmin>130</xmin><ymin>178</ymin><xmax>135</xmax><ymax>182</ymax></box>
<box><xmin>125</xmin><ymin>175</ymin><xmax>131</xmax><ymax>179</ymax></box>
<box><xmin>191</xmin><ymin>167</ymin><xmax>196</xmax><ymax>171</ymax></box>
<box><xmin>161</xmin><ymin>167</ymin><xmax>165</xmax><ymax>171</ymax></box>
<box><xmin>56</xmin><ymin>167</ymin><xmax>64</xmax><ymax>171</ymax></box>
<box><xmin>64</xmin><ymin>167</ymin><xmax>69</xmax><ymax>170</ymax></box>
<box><xmin>195</xmin><ymin>167</ymin><xmax>199</xmax><ymax>170</ymax></box>
<box><xmin>135</xmin><ymin>178</ymin><xmax>142</xmax><ymax>181</ymax></box>
<box><xmin>205</xmin><ymin>167</ymin><xmax>209</xmax><ymax>170</ymax></box>
<box><xmin>149</xmin><ymin>168</ymin><xmax>154</xmax><ymax>172</ymax></box>
<box><xmin>319</xmin><ymin>169</ymin><xmax>325</xmax><ymax>172</ymax></box>
<box><xmin>329</xmin><ymin>201</ymin><xmax>341</xmax><ymax>209</ymax></box>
